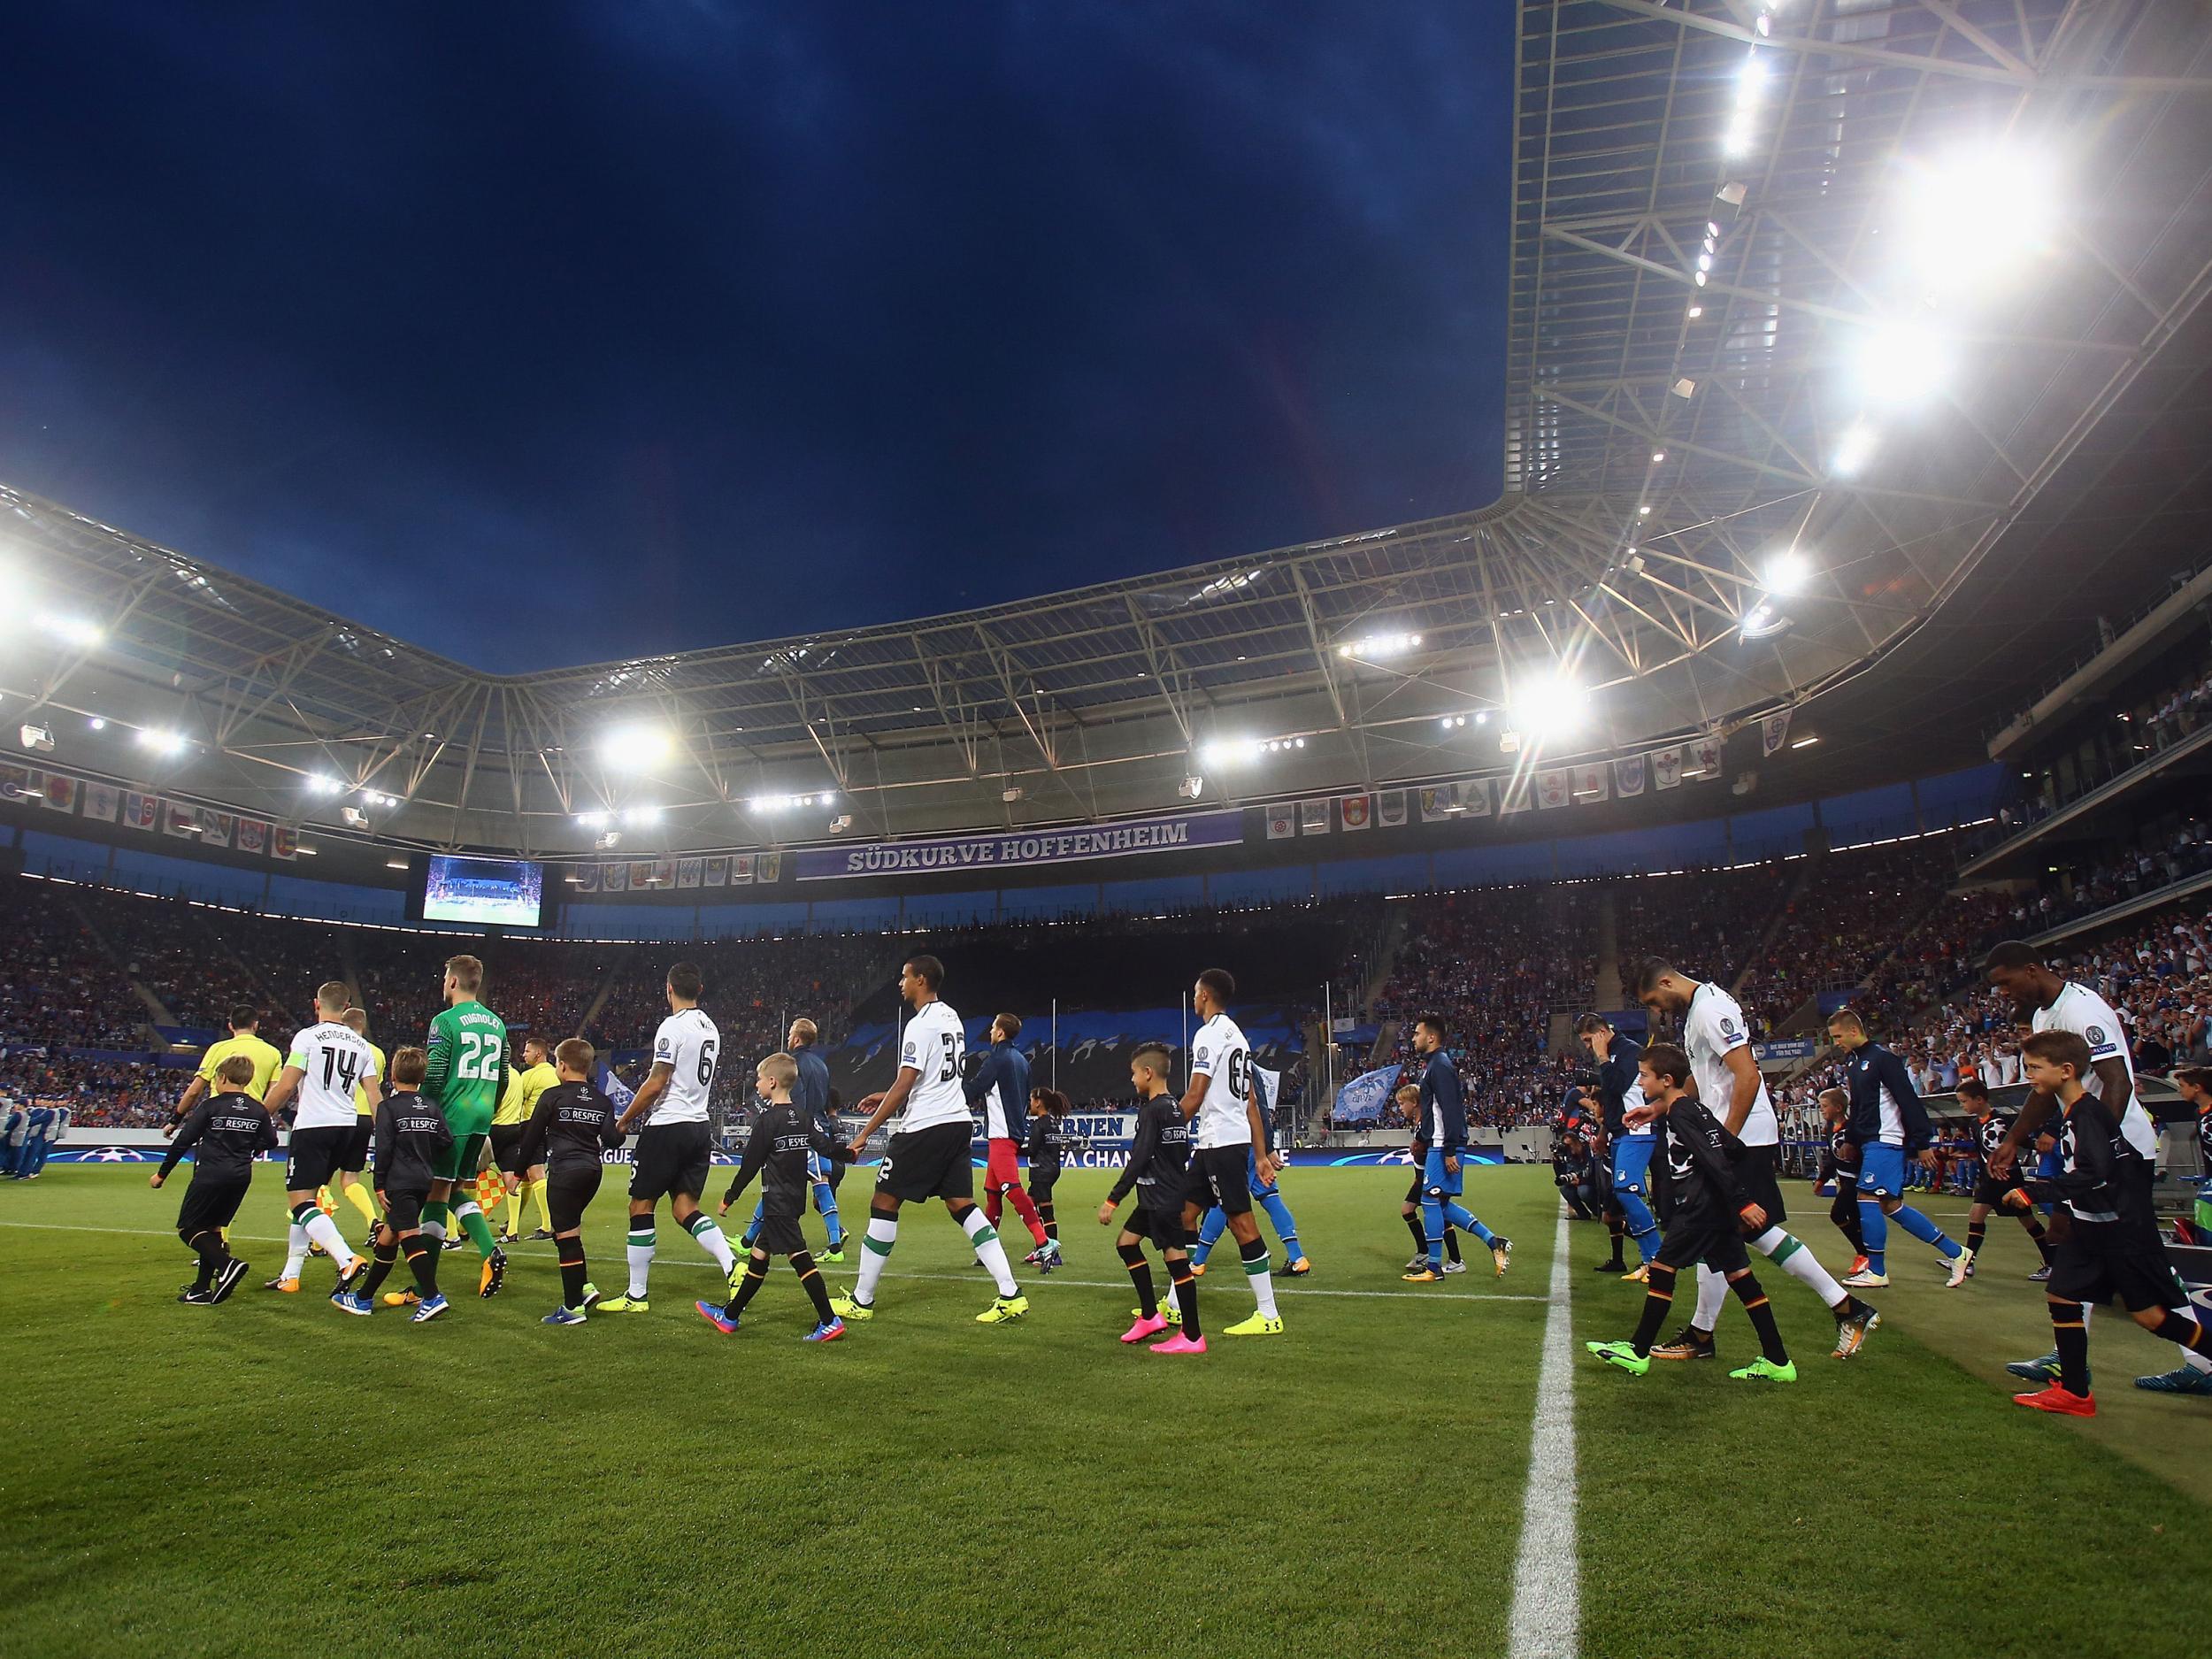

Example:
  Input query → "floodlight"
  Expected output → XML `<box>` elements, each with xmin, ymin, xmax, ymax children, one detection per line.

<box><xmin>1763</xmin><ymin>551</ymin><xmax>1812</xmax><ymax>595</ymax></box>
<box><xmin>1831</xmin><ymin>422</ymin><xmax>1878</xmax><ymax>477</ymax></box>
<box><xmin>1893</xmin><ymin>144</ymin><xmax>2056</xmax><ymax>295</ymax></box>
<box><xmin>603</xmin><ymin>724</ymin><xmax>674</xmax><ymax>772</ymax></box>
<box><xmin>1853</xmin><ymin>323</ymin><xmax>1949</xmax><ymax>404</ymax></box>
<box><xmin>36</xmin><ymin>613</ymin><xmax>104</xmax><ymax>648</ymax></box>
<box><xmin>1509</xmin><ymin>669</ymin><xmax>1589</xmax><ymax>737</ymax></box>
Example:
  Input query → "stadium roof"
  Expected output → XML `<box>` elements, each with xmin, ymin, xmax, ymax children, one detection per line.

<box><xmin>7</xmin><ymin>0</ymin><xmax>2212</xmax><ymax>862</ymax></box>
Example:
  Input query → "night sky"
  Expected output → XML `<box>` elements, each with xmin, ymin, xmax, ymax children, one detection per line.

<box><xmin>1</xmin><ymin>4</ymin><xmax>1509</xmax><ymax>672</ymax></box>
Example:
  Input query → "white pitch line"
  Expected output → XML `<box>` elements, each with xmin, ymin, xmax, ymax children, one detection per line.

<box><xmin>0</xmin><ymin>1218</ymin><xmax>1550</xmax><ymax>1302</ymax></box>
<box><xmin>1506</xmin><ymin>1209</ymin><xmax>1579</xmax><ymax>1659</ymax></box>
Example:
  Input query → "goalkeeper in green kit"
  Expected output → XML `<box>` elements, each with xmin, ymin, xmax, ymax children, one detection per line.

<box><xmin>419</xmin><ymin>953</ymin><xmax>512</xmax><ymax>1298</ymax></box>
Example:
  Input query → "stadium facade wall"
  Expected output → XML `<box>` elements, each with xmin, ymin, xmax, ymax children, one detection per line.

<box><xmin>4</xmin><ymin>763</ymin><xmax>2001</xmax><ymax>940</ymax></box>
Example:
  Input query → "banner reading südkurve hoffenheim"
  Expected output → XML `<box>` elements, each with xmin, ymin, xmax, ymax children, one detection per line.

<box><xmin>795</xmin><ymin>809</ymin><xmax>1244</xmax><ymax>881</ymax></box>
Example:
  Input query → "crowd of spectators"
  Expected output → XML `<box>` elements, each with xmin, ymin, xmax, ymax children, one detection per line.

<box><xmin>1616</xmin><ymin>859</ymin><xmax>1795</xmax><ymax>1008</ymax></box>
<box><xmin>1732</xmin><ymin>840</ymin><xmax>1963</xmax><ymax>1023</ymax></box>
<box><xmin>1985</xmin><ymin>649</ymin><xmax>2212</xmax><ymax>843</ymax></box>
<box><xmin>0</xmin><ymin>879</ymin><xmax>150</xmax><ymax>1050</ymax></box>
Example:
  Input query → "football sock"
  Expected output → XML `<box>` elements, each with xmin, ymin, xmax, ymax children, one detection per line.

<box><xmin>1194</xmin><ymin>1207</ymin><xmax>1227</xmax><ymax>1266</ymax></box>
<box><xmin>1038</xmin><ymin>1200</ymin><xmax>1057</xmax><ymax>1242</ymax></box>
<box><xmin>958</xmin><ymin>1206</ymin><xmax>1018</xmax><ymax>1298</ymax></box>
<box><xmin>1756</xmin><ymin>1227</ymin><xmax>1851</xmax><ymax>1312</ymax></box>
<box><xmin>2052</xmin><ymin>1302</ymin><xmax>2090</xmax><ymax>1394</ymax></box>
<box><xmin>1120</xmin><ymin>1240</ymin><xmax>1157</xmax><ymax>1317</ymax></box>
<box><xmin>1730</xmin><ymin>1271</ymin><xmax>1788</xmax><ymax>1365</ymax></box>
<box><xmin>1602</xmin><ymin>1216</ymin><xmax>1625</xmax><ymax>1266</ymax></box>
<box><xmin>1259</xmin><ymin>1191</ymin><xmax>1301</xmax><ymax>1260</ymax></box>
<box><xmin>1449</xmin><ymin>1204</ymin><xmax>1497</xmax><ymax>1248</ymax></box>
<box><xmin>2022</xmin><ymin>1214</ymin><xmax>2052</xmax><ymax>1262</ymax></box>
<box><xmin>854</xmin><ymin>1214</ymin><xmax>898</xmax><ymax>1303</ymax></box>
<box><xmin>1240</xmin><ymin>1235</ymin><xmax>1279</xmax><ymax>1318</ymax></box>
<box><xmin>814</xmin><ymin>1182</ymin><xmax>843</xmax><ymax>1248</ymax></box>
<box><xmin>184</xmin><ymin>1228</ymin><xmax>224</xmax><ymax>1291</ymax></box>
<box><xmin>281</xmin><ymin>1217</ymin><xmax>311</xmax><ymax>1280</ymax></box>
<box><xmin>529</xmin><ymin>1179</ymin><xmax>552</xmax><ymax>1233</ymax></box>
<box><xmin>454</xmin><ymin>1201</ymin><xmax>498</xmax><ymax>1260</ymax></box>
<box><xmin>557</xmin><ymin>1234</ymin><xmax>588</xmax><ymax>1308</ymax></box>
<box><xmin>984</xmin><ymin>1183</ymin><xmax>1003</xmax><ymax>1229</ymax></box>
<box><xmin>1403</xmin><ymin>1211</ymin><xmax>1428</xmax><ymax>1255</ymax></box>
<box><xmin>1620</xmin><ymin>1196</ymin><xmax>1662</xmax><ymax>1263</ymax></box>
<box><xmin>1444</xmin><ymin>1226</ymin><xmax>1463</xmax><ymax>1264</ymax></box>
<box><xmin>1856</xmin><ymin>1199</ymin><xmax>1888</xmax><ymax>1275</ymax></box>
<box><xmin>1003</xmin><ymin>1179</ymin><xmax>1048</xmax><ymax>1248</ymax></box>
<box><xmin>626</xmin><ymin>1225</ymin><xmax>656</xmax><ymax>1298</ymax></box>
<box><xmin>403</xmin><ymin>1235</ymin><xmax>439</xmax><ymax>1296</ymax></box>
<box><xmin>302</xmin><ymin>1209</ymin><xmax>356</xmax><ymax>1269</ymax></box>
<box><xmin>2147</xmin><ymin>1310</ymin><xmax>2212</xmax><ymax>1359</ymax></box>
<box><xmin>341</xmin><ymin>1181</ymin><xmax>377</xmax><ymax>1227</ymax></box>
<box><xmin>1966</xmin><ymin>1219</ymin><xmax>1987</xmax><ymax>1257</ymax></box>
<box><xmin>791</xmin><ymin>1248</ymin><xmax>834</xmax><ymax>1325</ymax></box>
<box><xmin>743</xmin><ymin>1198</ymin><xmax>764</xmax><ymax>1248</ymax></box>
<box><xmin>361</xmin><ymin>1238</ymin><xmax>399</xmax><ymax>1298</ymax></box>
<box><xmin>1891</xmin><ymin>1202</ymin><xmax>1960</xmax><ymax>1259</ymax></box>
<box><xmin>686</xmin><ymin>1212</ymin><xmax>736</xmax><ymax>1275</ymax></box>
<box><xmin>1630</xmin><ymin>1262</ymin><xmax>1677</xmax><ymax>1356</ymax></box>
<box><xmin>728</xmin><ymin>1251</ymin><xmax>771</xmax><ymax>1316</ymax></box>
<box><xmin>1692</xmin><ymin>1263</ymin><xmax>1726</xmax><ymax>1333</ymax></box>
<box><xmin>1168</xmin><ymin>1255</ymin><xmax>1202</xmax><ymax>1339</ymax></box>
<box><xmin>419</xmin><ymin>1201</ymin><xmax>449</xmax><ymax>1243</ymax></box>
<box><xmin>1421</xmin><ymin>1194</ymin><xmax>1446</xmax><ymax>1267</ymax></box>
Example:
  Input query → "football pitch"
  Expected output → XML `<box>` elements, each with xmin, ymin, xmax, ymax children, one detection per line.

<box><xmin>2</xmin><ymin>1164</ymin><xmax>2205</xmax><ymax>1659</ymax></box>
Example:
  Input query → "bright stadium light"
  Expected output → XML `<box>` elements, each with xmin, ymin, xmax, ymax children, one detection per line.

<box><xmin>1831</xmin><ymin>421</ymin><xmax>1878</xmax><ymax>477</ymax></box>
<box><xmin>603</xmin><ymin>724</ymin><xmax>674</xmax><ymax>772</ymax></box>
<box><xmin>1199</xmin><ymin>737</ymin><xmax>1261</xmax><ymax>769</ymax></box>
<box><xmin>1336</xmin><ymin>632</ymin><xmax>1423</xmax><ymax>661</ymax></box>
<box><xmin>1893</xmin><ymin>144</ymin><xmax>2057</xmax><ymax>296</ymax></box>
<box><xmin>87</xmin><ymin>716</ymin><xmax>106</xmax><ymax>731</ymax></box>
<box><xmin>1740</xmin><ymin>602</ymin><xmax>1792</xmax><ymax>640</ymax></box>
<box><xmin>1763</xmin><ymin>550</ymin><xmax>1813</xmax><ymax>595</ymax></box>
<box><xmin>36</xmin><ymin>612</ymin><xmax>104</xmax><ymax>648</ymax></box>
<box><xmin>574</xmin><ymin>810</ymin><xmax>611</xmax><ymax>829</ymax></box>
<box><xmin>306</xmin><ymin>773</ymin><xmax>344</xmax><ymax>794</ymax></box>
<box><xmin>135</xmin><ymin>728</ymin><xmax>187</xmax><ymax>757</ymax></box>
<box><xmin>621</xmin><ymin>804</ymin><xmax>662</xmax><ymax>828</ymax></box>
<box><xmin>1853</xmin><ymin>322</ymin><xmax>1949</xmax><ymax>404</ymax></box>
<box><xmin>1509</xmin><ymin>669</ymin><xmax>1588</xmax><ymax>737</ymax></box>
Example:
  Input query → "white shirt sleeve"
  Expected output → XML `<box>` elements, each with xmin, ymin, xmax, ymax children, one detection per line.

<box><xmin>1191</xmin><ymin>1027</ymin><xmax>1217</xmax><ymax>1077</ymax></box>
<box><xmin>2068</xmin><ymin>990</ymin><xmax>2127</xmax><ymax>1061</ymax></box>
<box><xmin>1690</xmin><ymin>989</ymin><xmax>1750</xmax><ymax>1061</ymax></box>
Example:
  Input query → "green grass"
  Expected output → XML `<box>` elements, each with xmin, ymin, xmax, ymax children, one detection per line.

<box><xmin>0</xmin><ymin>1164</ymin><xmax>2204</xmax><ymax>1659</ymax></box>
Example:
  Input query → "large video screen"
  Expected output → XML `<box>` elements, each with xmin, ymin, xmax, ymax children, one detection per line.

<box><xmin>422</xmin><ymin>855</ymin><xmax>544</xmax><ymax>928</ymax></box>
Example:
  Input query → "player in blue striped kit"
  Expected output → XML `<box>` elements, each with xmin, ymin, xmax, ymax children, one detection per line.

<box><xmin>1402</xmin><ymin>1013</ymin><xmax>1511</xmax><ymax>1281</ymax></box>
<box><xmin>1579</xmin><ymin>1014</ymin><xmax>1661</xmax><ymax>1279</ymax></box>
<box><xmin>1189</xmin><ymin>1061</ymin><xmax>1310</xmax><ymax>1278</ymax></box>
<box><xmin>1827</xmin><ymin>1010</ymin><xmax>1968</xmax><ymax>1290</ymax></box>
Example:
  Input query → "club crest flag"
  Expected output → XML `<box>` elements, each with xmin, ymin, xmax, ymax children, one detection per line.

<box><xmin>756</xmin><ymin>851</ymin><xmax>781</xmax><ymax>884</ymax></box>
<box><xmin>1689</xmin><ymin>737</ymin><xmax>1724</xmax><ymax>777</ymax></box>
<box><xmin>572</xmin><ymin>863</ymin><xmax>602</xmax><ymax>893</ymax></box>
<box><xmin>1299</xmin><ymin>798</ymin><xmax>1331</xmax><ymax>835</ymax></box>
<box><xmin>200</xmin><ymin>811</ymin><xmax>234</xmax><ymax>849</ymax></box>
<box><xmin>162</xmin><ymin>799</ymin><xmax>199</xmax><ymax>837</ymax></box>
<box><xmin>1417</xmin><ymin>787</ymin><xmax>1453</xmax><ymax>823</ymax></box>
<box><xmin>1652</xmin><ymin>746</ymin><xmax>1683</xmax><ymax>790</ymax></box>
<box><xmin>603</xmin><ymin>861</ymin><xmax>628</xmax><ymax>892</ymax></box>
<box><xmin>1376</xmin><ymin>790</ymin><xmax>1406</xmax><ymax>828</ymax></box>
<box><xmin>652</xmin><ymin>856</ymin><xmax>676</xmax><ymax>887</ymax></box>
<box><xmin>677</xmin><ymin>856</ymin><xmax>703</xmax><ymax>888</ymax></box>
<box><xmin>236</xmin><ymin>816</ymin><xmax>267</xmax><ymax>853</ymax></box>
<box><xmin>1536</xmin><ymin>769</ymin><xmax>1570</xmax><ymax>809</ymax></box>
<box><xmin>81</xmin><ymin>781</ymin><xmax>119</xmax><ymax>823</ymax></box>
<box><xmin>33</xmin><ymin>771</ymin><xmax>78</xmax><ymax>813</ymax></box>
<box><xmin>733</xmin><ymin>853</ymin><xmax>756</xmax><ymax>885</ymax></box>
<box><xmin>1499</xmin><ymin>775</ymin><xmax>1532</xmax><ymax>814</ymax></box>
<box><xmin>1614</xmin><ymin>755</ymin><xmax>1647</xmax><ymax>797</ymax></box>
<box><xmin>0</xmin><ymin>763</ymin><xmax>27</xmax><ymax>803</ymax></box>
<box><xmin>271</xmin><ymin>826</ymin><xmax>298</xmax><ymax>860</ymax></box>
<box><xmin>1340</xmin><ymin>794</ymin><xmax>1371</xmax><ymax>832</ymax></box>
<box><xmin>1265</xmin><ymin>803</ymin><xmax>1296</xmax><ymax>840</ymax></box>
<box><xmin>1762</xmin><ymin>710</ymin><xmax>1793</xmax><ymax>756</ymax></box>
<box><xmin>628</xmin><ymin>860</ymin><xmax>657</xmax><ymax>889</ymax></box>
<box><xmin>704</xmin><ymin>855</ymin><xmax>729</xmax><ymax>887</ymax></box>
<box><xmin>1458</xmin><ymin>778</ymin><xmax>1492</xmax><ymax>818</ymax></box>
<box><xmin>1573</xmin><ymin>763</ymin><xmax>1609</xmax><ymax>803</ymax></box>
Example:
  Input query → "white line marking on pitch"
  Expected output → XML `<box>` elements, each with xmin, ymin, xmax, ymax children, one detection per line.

<box><xmin>1507</xmin><ymin>1209</ymin><xmax>1579</xmax><ymax>1659</ymax></box>
<box><xmin>0</xmin><ymin>1218</ymin><xmax>1549</xmax><ymax>1302</ymax></box>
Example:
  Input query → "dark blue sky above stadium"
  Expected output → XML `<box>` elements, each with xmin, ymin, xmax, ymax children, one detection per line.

<box><xmin>1</xmin><ymin>4</ymin><xmax>1509</xmax><ymax>672</ymax></box>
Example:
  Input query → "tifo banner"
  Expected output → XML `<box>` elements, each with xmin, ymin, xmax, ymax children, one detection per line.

<box><xmin>1265</xmin><ymin>802</ymin><xmax>1296</xmax><ymax>840</ymax></box>
<box><xmin>1340</xmin><ymin>793</ymin><xmax>1370</xmax><ymax>831</ymax></box>
<box><xmin>1333</xmin><ymin>1064</ymin><xmax>1400</xmax><ymax>1125</ymax></box>
<box><xmin>797</xmin><ymin>808</ymin><xmax>1245</xmax><ymax>879</ymax></box>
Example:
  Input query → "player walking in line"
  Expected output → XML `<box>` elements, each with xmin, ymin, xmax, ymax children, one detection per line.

<box><xmin>1825</xmin><ymin>1010</ymin><xmax>1969</xmax><ymax>1289</ymax></box>
<box><xmin>1402</xmin><ymin>1014</ymin><xmax>1510</xmax><ymax>1283</ymax></box>
<box><xmin>1025</xmin><ymin>1087</ymin><xmax>1071</xmax><ymax>1258</ymax></box>
<box><xmin>744</xmin><ymin>1018</ymin><xmax>849</xmax><ymax>1263</ymax></box>
<box><xmin>495</xmin><ymin>1035</ymin><xmax>559</xmax><ymax>1245</ymax></box>
<box><xmin>1979</xmin><ymin>942</ymin><xmax>2212</xmax><ymax>1397</ymax></box>
<box><xmin>966</xmin><ymin>1013</ymin><xmax>1055</xmax><ymax>1266</ymax></box>
<box><xmin>1170</xmin><ymin>969</ymin><xmax>1285</xmax><ymax>1336</ymax></box>
<box><xmin>259</xmin><ymin>980</ymin><xmax>377</xmax><ymax>1297</ymax></box>
<box><xmin>697</xmin><ymin>1052</ymin><xmax>850</xmax><ymax>1341</ymax></box>
<box><xmin>518</xmin><ymin>1038</ymin><xmax>623</xmax><ymax>1325</ymax></box>
<box><xmin>602</xmin><ymin>961</ymin><xmax>740</xmax><ymax>1313</ymax></box>
<box><xmin>1630</xmin><ymin>960</ymin><xmax>1878</xmax><ymax>1361</ymax></box>
<box><xmin>417</xmin><ymin>954</ymin><xmax>511</xmax><ymax>1298</ymax></box>
<box><xmin>1813</xmin><ymin>1088</ymin><xmax>1867</xmax><ymax>1274</ymax></box>
<box><xmin>2009</xmin><ymin>1030</ymin><xmax>2212</xmax><ymax>1416</ymax></box>
<box><xmin>323</xmin><ymin>1005</ymin><xmax>386</xmax><ymax>1234</ymax></box>
<box><xmin>1395</xmin><ymin>1083</ymin><xmax>1463</xmax><ymax>1273</ymax></box>
<box><xmin>1102</xmin><ymin>1042</ymin><xmax>1204</xmax><ymax>1351</ymax></box>
<box><xmin>167</xmin><ymin>1007</ymin><xmax>284</xmax><ymax>1127</ymax></box>
<box><xmin>336</xmin><ymin>1047</ymin><xmax>453</xmax><ymax>1322</ymax></box>
<box><xmin>831</xmin><ymin>956</ymin><xmax>1029</xmax><ymax>1325</ymax></box>
<box><xmin>150</xmin><ymin>1054</ymin><xmax>274</xmax><ymax>1305</ymax></box>
<box><xmin>1586</xmin><ymin>1043</ymin><xmax>1796</xmax><ymax>1383</ymax></box>
<box><xmin>1955</xmin><ymin>1077</ymin><xmax>2053</xmax><ymax>1278</ymax></box>
<box><xmin>1578</xmin><ymin>1014</ymin><xmax>1660</xmax><ymax>1279</ymax></box>
<box><xmin>1189</xmin><ymin>1065</ymin><xmax>1310</xmax><ymax>1279</ymax></box>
